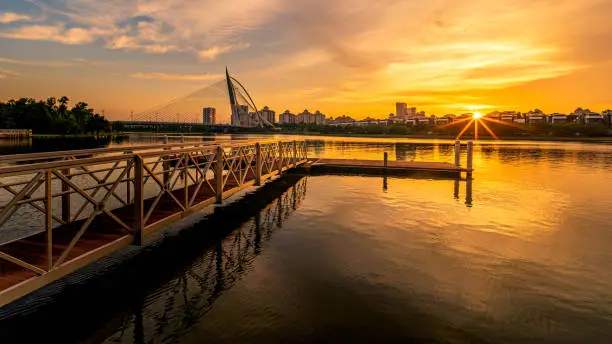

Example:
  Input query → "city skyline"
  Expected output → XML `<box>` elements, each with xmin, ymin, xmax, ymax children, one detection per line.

<box><xmin>1</xmin><ymin>1</ymin><xmax>612</xmax><ymax>122</ymax></box>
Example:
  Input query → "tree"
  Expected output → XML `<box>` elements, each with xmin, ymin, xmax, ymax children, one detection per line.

<box><xmin>86</xmin><ymin>113</ymin><xmax>109</xmax><ymax>136</ymax></box>
<box><xmin>71</xmin><ymin>102</ymin><xmax>94</xmax><ymax>133</ymax></box>
<box><xmin>0</xmin><ymin>96</ymin><xmax>111</xmax><ymax>134</ymax></box>
<box><xmin>58</xmin><ymin>96</ymin><xmax>69</xmax><ymax>118</ymax></box>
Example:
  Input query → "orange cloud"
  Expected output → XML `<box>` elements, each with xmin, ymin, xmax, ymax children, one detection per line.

<box><xmin>198</xmin><ymin>43</ymin><xmax>250</xmax><ymax>61</ymax></box>
<box><xmin>0</xmin><ymin>12</ymin><xmax>34</xmax><ymax>24</ymax></box>
<box><xmin>0</xmin><ymin>25</ymin><xmax>96</xmax><ymax>45</ymax></box>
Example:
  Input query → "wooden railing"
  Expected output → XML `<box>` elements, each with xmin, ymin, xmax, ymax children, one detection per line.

<box><xmin>0</xmin><ymin>140</ymin><xmax>308</xmax><ymax>306</ymax></box>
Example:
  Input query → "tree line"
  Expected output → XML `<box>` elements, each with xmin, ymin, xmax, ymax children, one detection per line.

<box><xmin>0</xmin><ymin>96</ymin><xmax>111</xmax><ymax>135</ymax></box>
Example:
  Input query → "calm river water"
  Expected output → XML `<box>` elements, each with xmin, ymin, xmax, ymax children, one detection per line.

<box><xmin>1</xmin><ymin>134</ymin><xmax>612</xmax><ymax>343</ymax></box>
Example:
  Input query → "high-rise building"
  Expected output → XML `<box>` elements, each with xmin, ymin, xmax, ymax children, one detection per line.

<box><xmin>297</xmin><ymin>109</ymin><xmax>315</xmax><ymax>124</ymax></box>
<box><xmin>314</xmin><ymin>110</ymin><xmax>326</xmax><ymax>125</ymax></box>
<box><xmin>279</xmin><ymin>110</ymin><xmax>296</xmax><ymax>124</ymax></box>
<box><xmin>203</xmin><ymin>107</ymin><xmax>216</xmax><ymax>125</ymax></box>
<box><xmin>396</xmin><ymin>102</ymin><xmax>407</xmax><ymax>119</ymax></box>
<box><xmin>236</xmin><ymin>105</ymin><xmax>250</xmax><ymax>127</ymax></box>
<box><xmin>261</xmin><ymin>106</ymin><xmax>276</xmax><ymax>124</ymax></box>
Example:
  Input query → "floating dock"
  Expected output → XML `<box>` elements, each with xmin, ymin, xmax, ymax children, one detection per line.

<box><xmin>306</xmin><ymin>158</ymin><xmax>472</xmax><ymax>177</ymax></box>
<box><xmin>303</xmin><ymin>140</ymin><xmax>474</xmax><ymax>178</ymax></box>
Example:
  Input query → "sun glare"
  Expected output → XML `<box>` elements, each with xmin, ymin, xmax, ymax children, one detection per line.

<box><xmin>442</xmin><ymin>110</ymin><xmax>514</xmax><ymax>141</ymax></box>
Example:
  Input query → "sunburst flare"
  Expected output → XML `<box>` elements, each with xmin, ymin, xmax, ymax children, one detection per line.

<box><xmin>442</xmin><ymin>113</ymin><xmax>517</xmax><ymax>140</ymax></box>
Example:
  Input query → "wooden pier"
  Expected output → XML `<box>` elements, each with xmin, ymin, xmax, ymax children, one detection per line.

<box><xmin>0</xmin><ymin>139</ymin><xmax>475</xmax><ymax>308</ymax></box>
<box><xmin>0</xmin><ymin>140</ymin><xmax>308</xmax><ymax>307</ymax></box>
<box><xmin>0</xmin><ymin>130</ymin><xmax>31</xmax><ymax>140</ymax></box>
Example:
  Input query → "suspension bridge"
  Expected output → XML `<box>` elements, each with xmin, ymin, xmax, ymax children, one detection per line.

<box><xmin>122</xmin><ymin>68</ymin><xmax>276</xmax><ymax>129</ymax></box>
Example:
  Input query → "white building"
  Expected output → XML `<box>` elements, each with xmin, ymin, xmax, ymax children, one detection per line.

<box><xmin>260</xmin><ymin>106</ymin><xmax>276</xmax><ymax>124</ymax></box>
<box><xmin>526</xmin><ymin>112</ymin><xmax>546</xmax><ymax>125</ymax></box>
<box><xmin>583</xmin><ymin>112</ymin><xmax>604</xmax><ymax>124</ymax></box>
<box><xmin>416</xmin><ymin>117</ymin><xmax>431</xmax><ymax>125</ymax></box>
<box><xmin>279</xmin><ymin>110</ymin><xmax>296</xmax><ymax>125</ymax></box>
<box><xmin>435</xmin><ymin>117</ymin><xmax>449</xmax><ymax>125</ymax></box>
<box><xmin>500</xmin><ymin>113</ymin><xmax>516</xmax><ymax>122</ymax></box>
<box><xmin>549</xmin><ymin>113</ymin><xmax>567</xmax><ymax>124</ymax></box>
<box><xmin>297</xmin><ymin>109</ymin><xmax>315</xmax><ymax>124</ymax></box>
<box><xmin>237</xmin><ymin>105</ymin><xmax>250</xmax><ymax>127</ymax></box>
<box><xmin>314</xmin><ymin>110</ymin><xmax>327</xmax><ymax>125</ymax></box>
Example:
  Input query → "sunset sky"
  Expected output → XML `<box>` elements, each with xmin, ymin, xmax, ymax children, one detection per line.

<box><xmin>1</xmin><ymin>0</ymin><xmax>612</xmax><ymax>123</ymax></box>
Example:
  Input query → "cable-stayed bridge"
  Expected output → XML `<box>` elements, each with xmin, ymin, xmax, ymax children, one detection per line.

<box><xmin>124</xmin><ymin>68</ymin><xmax>275</xmax><ymax>129</ymax></box>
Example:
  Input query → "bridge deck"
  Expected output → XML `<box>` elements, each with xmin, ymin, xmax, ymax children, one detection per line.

<box><xmin>0</xmin><ymin>172</ymin><xmax>255</xmax><ymax>296</ymax></box>
<box><xmin>310</xmin><ymin>159</ymin><xmax>471</xmax><ymax>176</ymax></box>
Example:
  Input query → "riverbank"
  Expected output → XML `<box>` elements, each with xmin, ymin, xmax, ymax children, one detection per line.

<box><xmin>180</xmin><ymin>131</ymin><xmax>612</xmax><ymax>144</ymax></box>
<box><xmin>292</xmin><ymin>132</ymin><xmax>612</xmax><ymax>142</ymax></box>
<box><xmin>32</xmin><ymin>132</ymin><xmax>129</xmax><ymax>139</ymax></box>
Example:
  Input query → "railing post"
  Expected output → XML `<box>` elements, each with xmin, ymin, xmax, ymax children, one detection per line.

<box><xmin>133</xmin><ymin>155</ymin><xmax>144</xmax><ymax>245</ymax></box>
<box><xmin>278</xmin><ymin>141</ymin><xmax>284</xmax><ymax>170</ymax></box>
<box><xmin>61</xmin><ymin>167</ymin><xmax>70</xmax><ymax>222</ymax></box>
<box><xmin>293</xmin><ymin>140</ymin><xmax>297</xmax><ymax>166</ymax></box>
<box><xmin>215</xmin><ymin>146</ymin><xmax>224</xmax><ymax>204</ymax></box>
<box><xmin>255</xmin><ymin>142</ymin><xmax>262</xmax><ymax>186</ymax></box>
<box><xmin>162</xmin><ymin>149</ymin><xmax>170</xmax><ymax>186</ymax></box>
<box><xmin>125</xmin><ymin>152</ymin><xmax>132</xmax><ymax>203</ymax></box>
<box><xmin>183</xmin><ymin>153</ymin><xmax>189</xmax><ymax>208</ymax></box>
<box><xmin>45</xmin><ymin>170</ymin><xmax>53</xmax><ymax>271</ymax></box>
<box><xmin>467</xmin><ymin>140</ymin><xmax>474</xmax><ymax>173</ymax></box>
<box><xmin>454</xmin><ymin>140</ymin><xmax>461</xmax><ymax>167</ymax></box>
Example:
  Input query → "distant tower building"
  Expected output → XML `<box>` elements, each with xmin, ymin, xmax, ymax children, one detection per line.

<box><xmin>279</xmin><ymin>110</ymin><xmax>296</xmax><ymax>124</ymax></box>
<box><xmin>396</xmin><ymin>102</ymin><xmax>407</xmax><ymax>119</ymax></box>
<box><xmin>297</xmin><ymin>109</ymin><xmax>314</xmax><ymax>124</ymax></box>
<box><xmin>203</xmin><ymin>107</ymin><xmax>216</xmax><ymax>125</ymax></box>
<box><xmin>261</xmin><ymin>106</ymin><xmax>276</xmax><ymax>124</ymax></box>
<box><xmin>314</xmin><ymin>110</ymin><xmax>326</xmax><ymax>125</ymax></box>
<box><xmin>237</xmin><ymin>105</ymin><xmax>250</xmax><ymax>127</ymax></box>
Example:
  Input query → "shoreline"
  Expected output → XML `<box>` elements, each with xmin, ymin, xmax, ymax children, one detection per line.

<box><xmin>31</xmin><ymin>133</ymin><xmax>129</xmax><ymax>139</ymax></box>
<box><xmin>217</xmin><ymin>131</ymin><xmax>612</xmax><ymax>144</ymax></box>
<box><xmin>22</xmin><ymin>131</ymin><xmax>612</xmax><ymax>144</ymax></box>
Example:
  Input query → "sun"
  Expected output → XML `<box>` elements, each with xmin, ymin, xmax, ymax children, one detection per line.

<box><xmin>443</xmin><ymin>110</ymin><xmax>517</xmax><ymax>140</ymax></box>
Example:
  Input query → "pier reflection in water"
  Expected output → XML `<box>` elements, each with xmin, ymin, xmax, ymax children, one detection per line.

<box><xmin>105</xmin><ymin>178</ymin><xmax>307</xmax><ymax>343</ymax></box>
<box><xmin>99</xmin><ymin>177</ymin><xmax>308</xmax><ymax>344</ymax></box>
